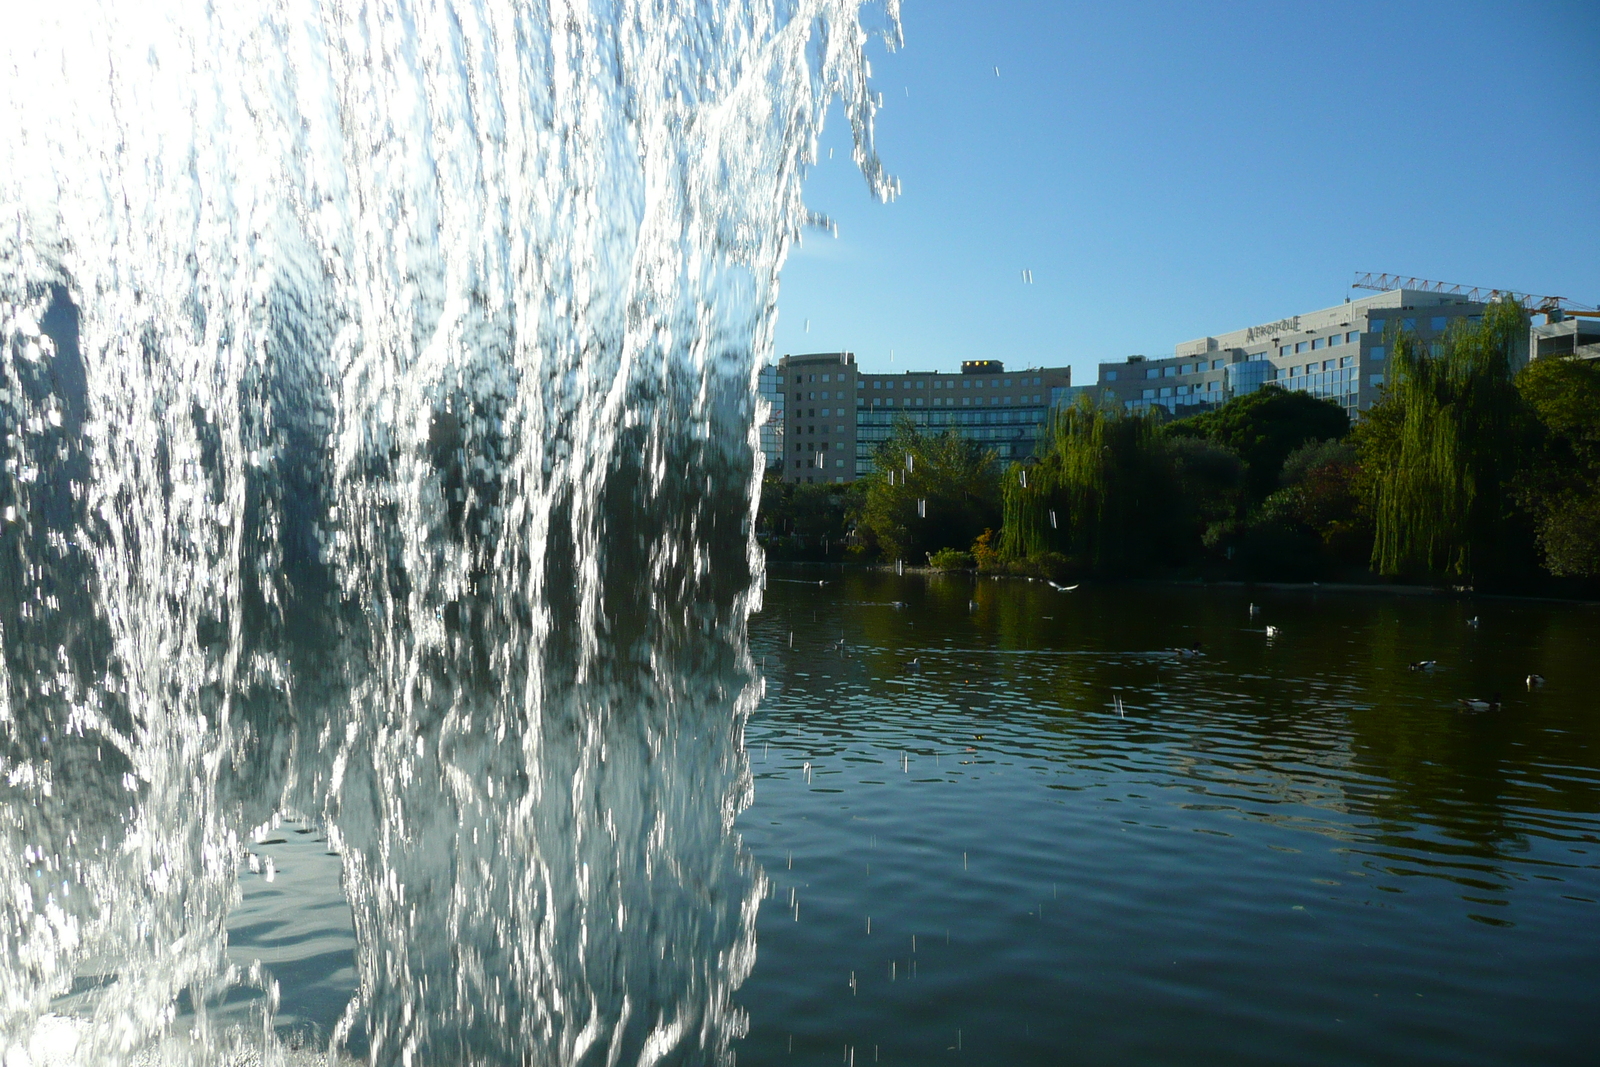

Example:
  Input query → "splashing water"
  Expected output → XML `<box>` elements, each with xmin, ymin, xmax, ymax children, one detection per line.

<box><xmin>0</xmin><ymin>1</ymin><xmax>897</xmax><ymax>1063</ymax></box>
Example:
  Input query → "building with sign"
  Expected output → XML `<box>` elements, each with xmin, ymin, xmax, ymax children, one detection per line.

<box><xmin>1094</xmin><ymin>288</ymin><xmax>1500</xmax><ymax>419</ymax></box>
<box><xmin>776</xmin><ymin>352</ymin><xmax>1072</xmax><ymax>484</ymax></box>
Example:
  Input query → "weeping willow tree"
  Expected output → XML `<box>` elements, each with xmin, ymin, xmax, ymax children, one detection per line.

<box><xmin>999</xmin><ymin>396</ymin><xmax>1164</xmax><ymax>570</ymax></box>
<box><xmin>1369</xmin><ymin>299</ymin><xmax>1532</xmax><ymax>580</ymax></box>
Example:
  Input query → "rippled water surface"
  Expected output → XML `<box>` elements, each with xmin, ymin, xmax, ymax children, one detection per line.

<box><xmin>733</xmin><ymin>570</ymin><xmax>1600</xmax><ymax>1066</ymax></box>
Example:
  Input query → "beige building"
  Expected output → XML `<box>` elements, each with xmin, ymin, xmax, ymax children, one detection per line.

<box><xmin>777</xmin><ymin>353</ymin><xmax>1072</xmax><ymax>484</ymax></box>
<box><xmin>1095</xmin><ymin>287</ymin><xmax>1499</xmax><ymax>420</ymax></box>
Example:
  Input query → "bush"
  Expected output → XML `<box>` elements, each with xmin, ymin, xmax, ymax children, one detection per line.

<box><xmin>972</xmin><ymin>528</ymin><xmax>1001</xmax><ymax>572</ymax></box>
<box><xmin>928</xmin><ymin>548</ymin><xmax>976</xmax><ymax>571</ymax></box>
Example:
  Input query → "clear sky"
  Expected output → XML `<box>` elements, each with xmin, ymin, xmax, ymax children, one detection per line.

<box><xmin>774</xmin><ymin>0</ymin><xmax>1600</xmax><ymax>384</ymax></box>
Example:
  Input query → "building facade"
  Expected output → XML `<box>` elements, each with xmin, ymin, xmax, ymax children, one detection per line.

<box><xmin>1095</xmin><ymin>288</ymin><xmax>1497</xmax><ymax>419</ymax></box>
<box><xmin>776</xmin><ymin>353</ymin><xmax>1072</xmax><ymax>484</ymax></box>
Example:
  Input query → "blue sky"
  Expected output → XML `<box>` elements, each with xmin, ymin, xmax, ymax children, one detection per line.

<box><xmin>774</xmin><ymin>0</ymin><xmax>1600</xmax><ymax>384</ymax></box>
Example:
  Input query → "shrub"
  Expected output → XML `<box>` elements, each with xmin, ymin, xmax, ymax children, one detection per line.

<box><xmin>928</xmin><ymin>548</ymin><xmax>976</xmax><ymax>571</ymax></box>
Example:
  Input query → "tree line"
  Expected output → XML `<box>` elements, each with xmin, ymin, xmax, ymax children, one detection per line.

<box><xmin>757</xmin><ymin>301</ymin><xmax>1600</xmax><ymax>593</ymax></box>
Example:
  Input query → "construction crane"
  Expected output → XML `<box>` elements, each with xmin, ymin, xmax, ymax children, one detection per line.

<box><xmin>1351</xmin><ymin>272</ymin><xmax>1599</xmax><ymax>318</ymax></box>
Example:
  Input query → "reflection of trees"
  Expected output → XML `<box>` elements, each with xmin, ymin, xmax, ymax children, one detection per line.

<box><xmin>770</xmin><ymin>572</ymin><xmax>1600</xmax><ymax>884</ymax></box>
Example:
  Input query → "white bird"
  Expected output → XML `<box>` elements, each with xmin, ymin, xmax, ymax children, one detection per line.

<box><xmin>1466</xmin><ymin>616</ymin><xmax>1480</xmax><ymax>628</ymax></box>
<box><xmin>1265</xmin><ymin>625</ymin><xmax>1280</xmax><ymax>638</ymax></box>
<box><xmin>1526</xmin><ymin>674</ymin><xmax>1545</xmax><ymax>689</ymax></box>
<box><xmin>1458</xmin><ymin>694</ymin><xmax>1500</xmax><ymax>713</ymax></box>
<box><xmin>1046</xmin><ymin>580</ymin><xmax>1079</xmax><ymax>592</ymax></box>
<box><xmin>904</xmin><ymin>657</ymin><xmax>922</xmax><ymax>675</ymax></box>
<box><xmin>1408</xmin><ymin>660</ymin><xmax>1437</xmax><ymax>672</ymax></box>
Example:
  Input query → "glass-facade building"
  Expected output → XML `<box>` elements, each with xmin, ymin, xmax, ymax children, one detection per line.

<box><xmin>1094</xmin><ymin>288</ymin><xmax>1500</xmax><ymax>420</ymax></box>
<box><xmin>776</xmin><ymin>353</ymin><xmax>1072</xmax><ymax>484</ymax></box>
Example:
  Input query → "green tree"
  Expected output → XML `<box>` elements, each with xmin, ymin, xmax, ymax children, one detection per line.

<box><xmin>1368</xmin><ymin>300</ymin><xmax>1535</xmax><ymax>582</ymax></box>
<box><xmin>1166</xmin><ymin>384</ymin><xmax>1350</xmax><ymax>501</ymax></box>
<box><xmin>999</xmin><ymin>397</ymin><xmax>1178</xmax><ymax>573</ymax></box>
<box><xmin>1515</xmin><ymin>352</ymin><xmax>1600</xmax><ymax>577</ymax></box>
<box><xmin>756</xmin><ymin>473</ymin><xmax>864</xmax><ymax>559</ymax></box>
<box><xmin>857</xmin><ymin>418</ymin><xmax>1001</xmax><ymax>562</ymax></box>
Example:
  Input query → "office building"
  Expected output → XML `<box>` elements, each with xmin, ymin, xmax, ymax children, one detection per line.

<box><xmin>777</xmin><ymin>353</ymin><xmax>1072</xmax><ymax>484</ymax></box>
<box><xmin>1095</xmin><ymin>288</ymin><xmax>1498</xmax><ymax>419</ymax></box>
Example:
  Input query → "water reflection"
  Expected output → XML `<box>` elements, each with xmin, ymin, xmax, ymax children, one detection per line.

<box><xmin>734</xmin><ymin>570</ymin><xmax>1600</xmax><ymax>1064</ymax></box>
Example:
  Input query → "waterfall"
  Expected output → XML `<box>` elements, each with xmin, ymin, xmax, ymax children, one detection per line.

<box><xmin>0</xmin><ymin>1</ymin><xmax>897</xmax><ymax>1063</ymax></box>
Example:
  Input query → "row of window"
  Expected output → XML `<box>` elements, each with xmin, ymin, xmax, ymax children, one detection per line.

<box><xmin>870</xmin><ymin>395</ymin><xmax>1045</xmax><ymax>408</ymax></box>
<box><xmin>858</xmin><ymin>408</ymin><xmax>1049</xmax><ymax>428</ymax></box>
<box><xmin>1371</xmin><ymin>316</ymin><xmax>1464</xmax><ymax>335</ymax></box>
<box><xmin>1279</xmin><ymin>331</ymin><xmax>1362</xmax><ymax>357</ymax></box>
<box><xmin>858</xmin><ymin>425</ymin><xmax>1034</xmax><ymax>447</ymax></box>
<box><xmin>1278</xmin><ymin>356</ymin><xmax>1356</xmax><ymax>378</ymax></box>
<box><xmin>788</xmin><ymin>371</ymin><xmax>1053</xmax><ymax>389</ymax></box>
<box><xmin>1141</xmin><ymin>380</ymin><xmax>1224</xmax><ymax>400</ymax></box>
<box><xmin>866</xmin><ymin>375</ymin><xmax>1046</xmax><ymax>390</ymax></box>
<box><xmin>1129</xmin><ymin>358</ymin><xmax>1229</xmax><ymax>382</ymax></box>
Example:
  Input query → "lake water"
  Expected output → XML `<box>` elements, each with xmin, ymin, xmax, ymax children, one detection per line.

<box><xmin>732</xmin><ymin>570</ymin><xmax>1600</xmax><ymax>1066</ymax></box>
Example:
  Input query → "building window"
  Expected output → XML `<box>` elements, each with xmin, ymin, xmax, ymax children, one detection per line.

<box><xmin>836</xmin><ymin>459</ymin><xmax>845</xmax><ymax>468</ymax></box>
<box><xmin>1106</xmin><ymin>370</ymin><xmax>1118</xmax><ymax>381</ymax></box>
<box><xmin>1159</xmin><ymin>387</ymin><xmax>1172</xmax><ymax>398</ymax></box>
<box><xmin>821</xmin><ymin>374</ymin><xmax>830</xmax><ymax>382</ymax></box>
<box><xmin>1340</xmin><ymin>356</ymin><xmax>1354</xmax><ymax>368</ymax></box>
<box><xmin>1142</xmin><ymin>389</ymin><xmax>1155</xmax><ymax>399</ymax></box>
<box><xmin>873</xmin><ymin>381</ymin><xmax>881</xmax><ymax>389</ymax></box>
<box><xmin>1370</xmin><ymin>318</ymin><xmax>1385</xmax><ymax>334</ymax></box>
<box><xmin>1294</xmin><ymin>341</ymin><xmax>1307</xmax><ymax>354</ymax></box>
<box><xmin>1369</xmin><ymin>374</ymin><xmax>1385</xmax><ymax>387</ymax></box>
<box><xmin>1004</xmin><ymin>379</ymin><xmax>1012</xmax><ymax>387</ymax></box>
<box><xmin>1290</xmin><ymin>366</ymin><xmax>1301</xmax><ymax>376</ymax></box>
<box><xmin>1328</xmin><ymin>334</ymin><xmax>1342</xmax><ymax>347</ymax></box>
<box><xmin>1208</xmin><ymin>380</ymin><xmax>1220</xmax><ymax>392</ymax></box>
<box><xmin>1147</xmin><ymin>369</ymin><xmax>1159</xmax><ymax>380</ymax></box>
<box><xmin>857</xmin><ymin>381</ymin><xmax>864</xmax><ymax>389</ymax></box>
<box><xmin>1177</xmin><ymin>385</ymin><xmax>1188</xmax><ymax>396</ymax></box>
<box><xmin>1311</xmin><ymin>338</ymin><xmax>1323</xmax><ymax>350</ymax></box>
<box><xmin>1212</xmin><ymin>359</ymin><xmax>1224</xmax><ymax>370</ymax></box>
<box><xmin>1430</xmin><ymin>342</ymin><xmax>1444</xmax><ymax>357</ymax></box>
<box><xmin>1403</xmin><ymin>318</ymin><xmax>1416</xmax><ymax>331</ymax></box>
<box><xmin>1279</xmin><ymin>346</ymin><xmax>1290</xmax><ymax>357</ymax></box>
<box><xmin>1431</xmin><ymin>316</ymin><xmax>1447</xmax><ymax>331</ymax></box>
<box><xmin>1370</xmin><ymin>346</ymin><xmax>1385</xmax><ymax>361</ymax></box>
<box><xmin>991</xmin><ymin>379</ymin><xmax>999</xmax><ymax>387</ymax></box>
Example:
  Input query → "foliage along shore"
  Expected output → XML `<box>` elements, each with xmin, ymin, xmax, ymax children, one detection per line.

<box><xmin>757</xmin><ymin>301</ymin><xmax>1600</xmax><ymax>599</ymax></box>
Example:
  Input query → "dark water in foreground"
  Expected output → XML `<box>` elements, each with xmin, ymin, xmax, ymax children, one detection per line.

<box><xmin>733</xmin><ymin>570</ymin><xmax>1600</xmax><ymax>1066</ymax></box>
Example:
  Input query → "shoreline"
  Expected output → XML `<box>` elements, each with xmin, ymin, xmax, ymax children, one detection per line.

<box><xmin>764</xmin><ymin>560</ymin><xmax>1600</xmax><ymax>606</ymax></box>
